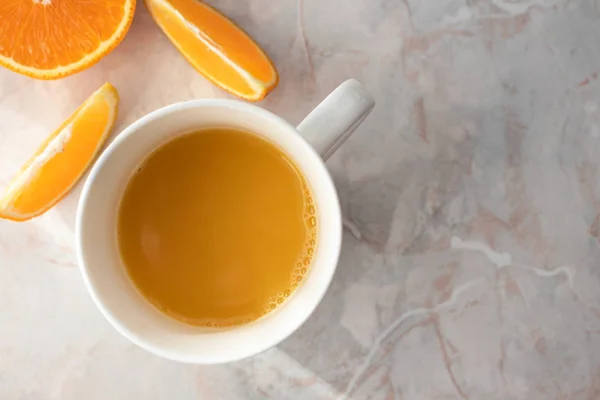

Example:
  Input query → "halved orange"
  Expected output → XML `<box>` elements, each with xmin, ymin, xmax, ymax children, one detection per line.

<box><xmin>0</xmin><ymin>0</ymin><xmax>136</xmax><ymax>79</ymax></box>
<box><xmin>0</xmin><ymin>83</ymin><xmax>119</xmax><ymax>221</ymax></box>
<box><xmin>145</xmin><ymin>0</ymin><xmax>278</xmax><ymax>101</ymax></box>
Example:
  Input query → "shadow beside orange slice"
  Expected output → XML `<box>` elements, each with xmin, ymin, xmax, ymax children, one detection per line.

<box><xmin>0</xmin><ymin>83</ymin><xmax>119</xmax><ymax>221</ymax></box>
<box><xmin>145</xmin><ymin>0</ymin><xmax>278</xmax><ymax>101</ymax></box>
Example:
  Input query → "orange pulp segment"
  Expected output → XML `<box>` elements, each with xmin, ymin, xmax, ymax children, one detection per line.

<box><xmin>0</xmin><ymin>0</ymin><xmax>136</xmax><ymax>79</ymax></box>
<box><xmin>145</xmin><ymin>0</ymin><xmax>278</xmax><ymax>101</ymax></box>
<box><xmin>0</xmin><ymin>83</ymin><xmax>119</xmax><ymax>221</ymax></box>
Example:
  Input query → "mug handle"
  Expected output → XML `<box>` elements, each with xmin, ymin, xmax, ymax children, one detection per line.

<box><xmin>296</xmin><ymin>79</ymin><xmax>375</xmax><ymax>160</ymax></box>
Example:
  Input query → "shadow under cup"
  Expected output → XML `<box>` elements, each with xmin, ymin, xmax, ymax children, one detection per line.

<box><xmin>76</xmin><ymin>100</ymin><xmax>342</xmax><ymax>364</ymax></box>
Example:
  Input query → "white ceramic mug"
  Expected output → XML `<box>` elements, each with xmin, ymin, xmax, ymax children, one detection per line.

<box><xmin>76</xmin><ymin>79</ymin><xmax>375</xmax><ymax>364</ymax></box>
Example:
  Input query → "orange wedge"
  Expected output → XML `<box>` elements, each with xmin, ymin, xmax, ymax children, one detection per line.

<box><xmin>145</xmin><ymin>0</ymin><xmax>278</xmax><ymax>101</ymax></box>
<box><xmin>0</xmin><ymin>0</ymin><xmax>136</xmax><ymax>79</ymax></box>
<box><xmin>0</xmin><ymin>83</ymin><xmax>119</xmax><ymax>221</ymax></box>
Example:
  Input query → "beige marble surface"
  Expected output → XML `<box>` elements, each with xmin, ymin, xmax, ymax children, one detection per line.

<box><xmin>2</xmin><ymin>0</ymin><xmax>600</xmax><ymax>398</ymax></box>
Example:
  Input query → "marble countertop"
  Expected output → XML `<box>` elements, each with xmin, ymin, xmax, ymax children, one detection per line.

<box><xmin>2</xmin><ymin>0</ymin><xmax>600</xmax><ymax>398</ymax></box>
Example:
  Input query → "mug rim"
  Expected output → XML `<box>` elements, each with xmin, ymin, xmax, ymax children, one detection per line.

<box><xmin>75</xmin><ymin>98</ymin><xmax>342</xmax><ymax>363</ymax></box>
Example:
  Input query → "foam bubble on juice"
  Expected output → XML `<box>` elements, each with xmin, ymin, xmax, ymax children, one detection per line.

<box><xmin>259</xmin><ymin>184</ymin><xmax>318</xmax><ymax>316</ymax></box>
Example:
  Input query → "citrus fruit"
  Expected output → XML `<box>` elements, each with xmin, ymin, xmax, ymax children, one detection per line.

<box><xmin>0</xmin><ymin>83</ymin><xmax>119</xmax><ymax>221</ymax></box>
<box><xmin>145</xmin><ymin>0</ymin><xmax>278</xmax><ymax>101</ymax></box>
<box><xmin>0</xmin><ymin>0</ymin><xmax>136</xmax><ymax>79</ymax></box>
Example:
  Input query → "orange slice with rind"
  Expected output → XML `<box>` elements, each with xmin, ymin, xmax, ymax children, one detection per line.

<box><xmin>0</xmin><ymin>83</ymin><xmax>119</xmax><ymax>221</ymax></box>
<box><xmin>145</xmin><ymin>0</ymin><xmax>278</xmax><ymax>101</ymax></box>
<box><xmin>0</xmin><ymin>0</ymin><xmax>136</xmax><ymax>79</ymax></box>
